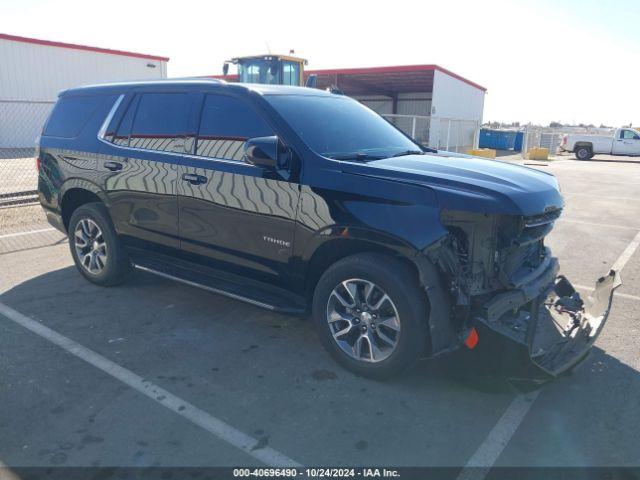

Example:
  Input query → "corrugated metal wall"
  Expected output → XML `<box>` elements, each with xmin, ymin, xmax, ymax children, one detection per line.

<box><xmin>0</xmin><ymin>38</ymin><xmax>167</xmax><ymax>148</ymax></box>
<box><xmin>353</xmin><ymin>92</ymin><xmax>432</xmax><ymax>117</ymax></box>
<box><xmin>353</xmin><ymin>95</ymin><xmax>394</xmax><ymax>115</ymax></box>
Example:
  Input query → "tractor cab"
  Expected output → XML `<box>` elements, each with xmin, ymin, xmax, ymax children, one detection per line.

<box><xmin>222</xmin><ymin>54</ymin><xmax>308</xmax><ymax>87</ymax></box>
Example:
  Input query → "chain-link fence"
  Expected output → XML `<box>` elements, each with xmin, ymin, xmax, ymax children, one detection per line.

<box><xmin>519</xmin><ymin>125</ymin><xmax>615</xmax><ymax>159</ymax></box>
<box><xmin>0</xmin><ymin>100</ymin><xmax>67</xmax><ymax>254</ymax></box>
<box><xmin>520</xmin><ymin>128</ymin><xmax>562</xmax><ymax>158</ymax></box>
<box><xmin>1</xmin><ymin>100</ymin><xmax>54</xmax><ymax>205</ymax></box>
<box><xmin>382</xmin><ymin>114</ymin><xmax>480</xmax><ymax>153</ymax></box>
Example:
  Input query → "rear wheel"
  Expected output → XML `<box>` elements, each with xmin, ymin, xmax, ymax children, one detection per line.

<box><xmin>68</xmin><ymin>202</ymin><xmax>131</xmax><ymax>286</ymax></box>
<box><xmin>312</xmin><ymin>253</ymin><xmax>429</xmax><ymax>379</ymax></box>
<box><xmin>575</xmin><ymin>146</ymin><xmax>592</xmax><ymax>160</ymax></box>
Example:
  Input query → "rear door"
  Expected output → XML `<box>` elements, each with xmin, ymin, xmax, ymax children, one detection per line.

<box><xmin>177</xmin><ymin>93</ymin><xmax>300</xmax><ymax>288</ymax></box>
<box><xmin>612</xmin><ymin>129</ymin><xmax>640</xmax><ymax>155</ymax></box>
<box><xmin>98</xmin><ymin>91</ymin><xmax>193</xmax><ymax>252</ymax></box>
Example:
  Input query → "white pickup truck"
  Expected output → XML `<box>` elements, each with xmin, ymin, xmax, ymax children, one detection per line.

<box><xmin>561</xmin><ymin>128</ymin><xmax>640</xmax><ymax>160</ymax></box>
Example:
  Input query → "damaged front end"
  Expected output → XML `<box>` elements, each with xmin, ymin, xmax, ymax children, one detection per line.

<box><xmin>425</xmin><ymin>208</ymin><xmax>621</xmax><ymax>383</ymax></box>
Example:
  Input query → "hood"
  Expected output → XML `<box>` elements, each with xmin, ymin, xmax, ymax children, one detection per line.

<box><xmin>343</xmin><ymin>153</ymin><xmax>563</xmax><ymax>216</ymax></box>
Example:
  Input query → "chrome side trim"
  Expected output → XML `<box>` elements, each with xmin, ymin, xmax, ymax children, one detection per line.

<box><xmin>97</xmin><ymin>94</ymin><xmax>125</xmax><ymax>143</ymax></box>
<box><xmin>182</xmin><ymin>152</ymin><xmax>256</xmax><ymax>168</ymax></box>
<box><xmin>133</xmin><ymin>264</ymin><xmax>276</xmax><ymax>311</ymax></box>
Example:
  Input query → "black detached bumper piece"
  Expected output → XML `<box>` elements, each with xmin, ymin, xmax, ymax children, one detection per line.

<box><xmin>470</xmin><ymin>260</ymin><xmax>621</xmax><ymax>384</ymax></box>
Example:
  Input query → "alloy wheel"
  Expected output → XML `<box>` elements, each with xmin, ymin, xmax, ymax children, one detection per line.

<box><xmin>326</xmin><ymin>279</ymin><xmax>401</xmax><ymax>363</ymax></box>
<box><xmin>74</xmin><ymin>218</ymin><xmax>108</xmax><ymax>274</ymax></box>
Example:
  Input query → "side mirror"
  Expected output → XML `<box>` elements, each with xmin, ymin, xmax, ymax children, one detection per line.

<box><xmin>244</xmin><ymin>136</ymin><xmax>279</xmax><ymax>169</ymax></box>
<box><xmin>222</xmin><ymin>63</ymin><xmax>229</xmax><ymax>76</ymax></box>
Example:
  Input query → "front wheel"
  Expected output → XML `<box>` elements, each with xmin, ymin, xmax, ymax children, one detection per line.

<box><xmin>68</xmin><ymin>202</ymin><xmax>131</xmax><ymax>286</ymax></box>
<box><xmin>312</xmin><ymin>253</ymin><xmax>429</xmax><ymax>379</ymax></box>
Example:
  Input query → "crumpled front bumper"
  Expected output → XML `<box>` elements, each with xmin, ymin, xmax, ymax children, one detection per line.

<box><xmin>469</xmin><ymin>261</ymin><xmax>621</xmax><ymax>384</ymax></box>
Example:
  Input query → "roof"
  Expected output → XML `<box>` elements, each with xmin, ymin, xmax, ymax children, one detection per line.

<box><xmin>0</xmin><ymin>33</ymin><xmax>169</xmax><ymax>62</ymax></box>
<box><xmin>229</xmin><ymin>54</ymin><xmax>308</xmax><ymax>64</ymax></box>
<box><xmin>212</xmin><ymin>64</ymin><xmax>486</xmax><ymax>94</ymax></box>
<box><xmin>64</xmin><ymin>78</ymin><xmax>223</xmax><ymax>95</ymax></box>
<box><xmin>62</xmin><ymin>78</ymin><xmax>334</xmax><ymax>97</ymax></box>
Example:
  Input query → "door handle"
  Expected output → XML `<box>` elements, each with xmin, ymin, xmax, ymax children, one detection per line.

<box><xmin>182</xmin><ymin>173</ymin><xmax>207</xmax><ymax>185</ymax></box>
<box><xmin>104</xmin><ymin>161</ymin><xmax>123</xmax><ymax>171</ymax></box>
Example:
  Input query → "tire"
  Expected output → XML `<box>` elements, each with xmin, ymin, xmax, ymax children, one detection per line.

<box><xmin>312</xmin><ymin>253</ymin><xmax>429</xmax><ymax>379</ymax></box>
<box><xmin>575</xmin><ymin>146</ymin><xmax>592</xmax><ymax>160</ymax></box>
<box><xmin>68</xmin><ymin>202</ymin><xmax>131</xmax><ymax>286</ymax></box>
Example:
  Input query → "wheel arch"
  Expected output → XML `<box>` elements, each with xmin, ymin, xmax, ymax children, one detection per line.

<box><xmin>60</xmin><ymin>181</ymin><xmax>108</xmax><ymax>230</ymax></box>
<box><xmin>302</xmin><ymin>229</ymin><xmax>456</xmax><ymax>356</ymax></box>
<box><xmin>574</xmin><ymin>141</ymin><xmax>593</xmax><ymax>151</ymax></box>
<box><xmin>302</xmin><ymin>227</ymin><xmax>424</xmax><ymax>300</ymax></box>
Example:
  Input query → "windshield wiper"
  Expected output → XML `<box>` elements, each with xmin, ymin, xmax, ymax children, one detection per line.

<box><xmin>390</xmin><ymin>149</ymin><xmax>426</xmax><ymax>158</ymax></box>
<box><xmin>327</xmin><ymin>152</ymin><xmax>386</xmax><ymax>161</ymax></box>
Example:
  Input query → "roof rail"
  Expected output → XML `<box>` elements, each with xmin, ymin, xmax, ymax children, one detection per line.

<box><xmin>171</xmin><ymin>76</ymin><xmax>227</xmax><ymax>84</ymax></box>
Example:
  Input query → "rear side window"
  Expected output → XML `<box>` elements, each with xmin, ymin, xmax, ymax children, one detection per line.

<box><xmin>129</xmin><ymin>93</ymin><xmax>190</xmax><ymax>152</ymax></box>
<box><xmin>196</xmin><ymin>94</ymin><xmax>273</xmax><ymax>161</ymax></box>
<box><xmin>44</xmin><ymin>95</ymin><xmax>102</xmax><ymax>138</ymax></box>
<box><xmin>113</xmin><ymin>97</ymin><xmax>138</xmax><ymax>146</ymax></box>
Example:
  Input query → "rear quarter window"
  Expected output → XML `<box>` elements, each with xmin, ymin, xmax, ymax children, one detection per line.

<box><xmin>44</xmin><ymin>95</ymin><xmax>103</xmax><ymax>138</ymax></box>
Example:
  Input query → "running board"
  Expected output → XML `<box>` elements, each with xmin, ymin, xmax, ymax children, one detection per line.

<box><xmin>131</xmin><ymin>259</ymin><xmax>307</xmax><ymax>315</ymax></box>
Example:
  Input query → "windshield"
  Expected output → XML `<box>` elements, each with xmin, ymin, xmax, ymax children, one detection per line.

<box><xmin>265</xmin><ymin>94</ymin><xmax>421</xmax><ymax>159</ymax></box>
<box><xmin>238</xmin><ymin>59</ymin><xmax>281</xmax><ymax>84</ymax></box>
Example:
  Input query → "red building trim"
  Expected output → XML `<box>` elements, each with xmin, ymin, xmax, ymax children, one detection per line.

<box><xmin>0</xmin><ymin>33</ymin><xmax>169</xmax><ymax>62</ymax></box>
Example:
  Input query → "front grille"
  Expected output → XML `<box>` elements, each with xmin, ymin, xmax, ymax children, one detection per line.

<box><xmin>498</xmin><ymin>210</ymin><xmax>559</xmax><ymax>285</ymax></box>
<box><xmin>524</xmin><ymin>208</ymin><xmax>562</xmax><ymax>227</ymax></box>
<box><xmin>501</xmin><ymin>240</ymin><xmax>544</xmax><ymax>279</ymax></box>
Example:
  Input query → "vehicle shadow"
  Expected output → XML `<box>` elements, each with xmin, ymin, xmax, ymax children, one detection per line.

<box><xmin>494</xmin><ymin>149</ymin><xmax>520</xmax><ymax>158</ymax></box>
<box><xmin>583</xmin><ymin>157</ymin><xmax>640</xmax><ymax>165</ymax></box>
<box><xmin>1</xmin><ymin>265</ymin><xmax>636</xmax><ymax>398</ymax></box>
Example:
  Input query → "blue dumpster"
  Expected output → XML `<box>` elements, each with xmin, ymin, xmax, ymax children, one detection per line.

<box><xmin>514</xmin><ymin>131</ymin><xmax>524</xmax><ymax>152</ymax></box>
<box><xmin>479</xmin><ymin>129</ymin><xmax>518</xmax><ymax>150</ymax></box>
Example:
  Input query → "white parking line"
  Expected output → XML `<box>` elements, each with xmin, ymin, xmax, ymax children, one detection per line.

<box><xmin>612</xmin><ymin>230</ymin><xmax>640</xmax><ymax>273</ymax></box>
<box><xmin>0</xmin><ymin>228</ymin><xmax>56</xmax><ymax>239</ymax></box>
<box><xmin>456</xmin><ymin>228</ymin><xmax>640</xmax><ymax>480</ymax></box>
<box><xmin>0</xmin><ymin>459</ymin><xmax>20</xmax><ymax>480</ymax></box>
<box><xmin>0</xmin><ymin>302</ymin><xmax>301</xmax><ymax>468</ymax></box>
<box><xmin>574</xmin><ymin>284</ymin><xmax>640</xmax><ymax>302</ymax></box>
<box><xmin>456</xmin><ymin>391</ymin><xmax>540</xmax><ymax>480</ymax></box>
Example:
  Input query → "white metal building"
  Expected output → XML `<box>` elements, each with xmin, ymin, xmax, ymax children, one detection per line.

<box><xmin>0</xmin><ymin>33</ymin><xmax>169</xmax><ymax>148</ymax></box>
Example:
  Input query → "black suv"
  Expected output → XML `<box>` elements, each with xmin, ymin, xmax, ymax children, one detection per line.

<box><xmin>38</xmin><ymin>79</ymin><xmax>619</xmax><ymax>380</ymax></box>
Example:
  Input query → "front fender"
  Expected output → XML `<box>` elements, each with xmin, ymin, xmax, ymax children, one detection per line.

<box><xmin>296</xmin><ymin>170</ymin><xmax>448</xmax><ymax>252</ymax></box>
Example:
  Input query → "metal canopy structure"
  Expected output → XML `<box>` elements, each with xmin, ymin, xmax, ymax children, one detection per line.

<box><xmin>303</xmin><ymin>64</ymin><xmax>486</xmax><ymax>97</ymax></box>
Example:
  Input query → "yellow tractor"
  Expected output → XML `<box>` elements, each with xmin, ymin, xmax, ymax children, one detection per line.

<box><xmin>222</xmin><ymin>53</ymin><xmax>316</xmax><ymax>87</ymax></box>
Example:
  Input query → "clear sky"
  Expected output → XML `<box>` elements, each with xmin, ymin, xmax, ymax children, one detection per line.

<box><xmin>2</xmin><ymin>0</ymin><xmax>639</xmax><ymax>125</ymax></box>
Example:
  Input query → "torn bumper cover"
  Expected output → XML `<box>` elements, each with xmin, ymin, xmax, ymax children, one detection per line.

<box><xmin>470</xmin><ymin>261</ymin><xmax>621</xmax><ymax>383</ymax></box>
